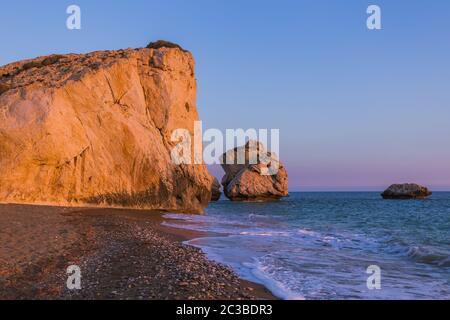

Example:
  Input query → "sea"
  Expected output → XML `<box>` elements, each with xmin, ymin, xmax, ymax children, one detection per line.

<box><xmin>163</xmin><ymin>192</ymin><xmax>450</xmax><ymax>300</ymax></box>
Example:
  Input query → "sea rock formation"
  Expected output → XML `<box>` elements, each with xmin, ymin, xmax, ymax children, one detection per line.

<box><xmin>0</xmin><ymin>43</ymin><xmax>216</xmax><ymax>213</ymax></box>
<box><xmin>381</xmin><ymin>184</ymin><xmax>432</xmax><ymax>200</ymax></box>
<box><xmin>210</xmin><ymin>177</ymin><xmax>222</xmax><ymax>202</ymax></box>
<box><xmin>220</xmin><ymin>141</ymin><xmax>289</xmax><ymax>201</ymax></box>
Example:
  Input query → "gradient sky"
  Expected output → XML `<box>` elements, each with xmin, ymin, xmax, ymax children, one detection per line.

<box><xmin>1</xmin><ymin>0</ymin><xmax>449</xmax><ymax>191</ymax></box>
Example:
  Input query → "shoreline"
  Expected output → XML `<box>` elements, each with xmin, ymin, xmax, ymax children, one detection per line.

<box><xmin>0</xmin><ymin>204</ymin><xmax>276</xmax><ymax>300</ymax></box>
<box><xmin>154</xmin><ymin>215</ymin><xmax>277</xmax><ymax>300</ymax></box>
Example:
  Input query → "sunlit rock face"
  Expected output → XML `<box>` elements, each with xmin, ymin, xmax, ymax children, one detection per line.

<box><xmin>220</xmin><ymin>141</ymin><xmax>289</xmax><ymax>201</ymax></box>
<box><xmin>0</xmin><ymin>45</ymin><xmax>215</xmax><ymax>213</ymax></box>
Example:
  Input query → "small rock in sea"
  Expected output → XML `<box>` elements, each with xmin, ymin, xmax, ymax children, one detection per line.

<box><xmin>210</xmin><ymin>177</ymin><xmax>222</xmax><ymax>201</ymax></box>
<box><xmin>381</xmin><ymin>183</ymin><xmax>432</xmax><ymax>199</ymax></box>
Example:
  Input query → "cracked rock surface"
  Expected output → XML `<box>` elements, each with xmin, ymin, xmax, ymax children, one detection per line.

<box><xmin>0</xmin><ymin>46</ymin><xmax>214</xmax><ymax>213</ymax></box>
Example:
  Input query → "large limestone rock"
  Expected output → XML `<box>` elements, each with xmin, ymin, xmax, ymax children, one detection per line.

<box><xmin>220</xmin><ymin>141</ymin><xmax>289</xmax><ymax>201</ymax></box>
<box><xmin>381</xmin><ymin>184</ymin><xmax>432</xmax><ymax>200</ymax></box>
<box><xmin>0</xmin><ymin>44</ymin><xmax>215</xmax><ymax>213</ymax></box>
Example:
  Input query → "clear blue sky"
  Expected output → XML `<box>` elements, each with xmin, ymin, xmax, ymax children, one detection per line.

<box><xmin>1</xmin><ymin>0</ymin><xmax>450</xmax><ymax>191</ymax></box>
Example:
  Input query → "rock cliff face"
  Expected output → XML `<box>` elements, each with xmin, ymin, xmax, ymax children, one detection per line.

<box><xmin>220</xmin><ymin>141</ymin><xmax>289</xmax><ymax>201</ymax></box>
<box><xmin>0</xmin><ymin>45</ymin><xmax>215</xmax><ymax>213</ymax></box>
<box><xmin>381</xmin><ymin>184</ymin><xmax>432</xmax><ymax>200</ymax></box>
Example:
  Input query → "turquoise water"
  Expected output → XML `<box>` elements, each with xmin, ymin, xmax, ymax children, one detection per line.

<box><xmin>164</xmin><ymin>192</ymin><xmax>450</xmax><ymax>300</ymax></box>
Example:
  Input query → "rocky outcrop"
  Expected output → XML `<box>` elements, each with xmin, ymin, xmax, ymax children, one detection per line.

<box><xmin>381</xmin><ymin>184</ymin><xmax>432</xmax><ymax>200</ymax></box>
<box><xmin>220</xmin><ymin>141</ymin><xmax>288</xmax><ymax>201</ymax></box>
<box><xmin>0</xmin><ymin>44</ymin><xmax>216</xmax><ymax>213</ymax></box>
<box><xmin>210</xmin><ymin>177</ymin><xmax>222</xmax><ymax>202</ymax></box>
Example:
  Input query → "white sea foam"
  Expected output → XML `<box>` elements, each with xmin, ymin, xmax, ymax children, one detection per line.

<box><xmin>185</xmin><ymin>237</ymin><xmax>306</xmax><ymax>300</ymax></box>
<box><xmin>246</xmin><ymin>259</ymin><xmax>305</xmax><ymax>300</ymax></box>
<box><xmin>298</xmin><ymin>229</ymin><xmax>319</xmax><ymax>237</ymax></box>
<box><xmin>240</xmin><ymin>231</ymin><xmax>290</xmax><ymax>237</ymax></box>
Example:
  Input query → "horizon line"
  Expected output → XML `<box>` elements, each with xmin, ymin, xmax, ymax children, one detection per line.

<box><xmin>288</xmin><ymin>190</ymin><xmax>450</xmax><ymax>192</ymax></box>
<box><xmin>289</xmin><ymin>186</ymin><xmax>450</xmax><ymax>192</ymax></box>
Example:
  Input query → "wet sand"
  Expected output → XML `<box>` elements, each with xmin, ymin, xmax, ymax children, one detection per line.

<box><xmin>0</xmin><ymin>204</ymin><xmax>275</xmax><ymax>300</ymax></box>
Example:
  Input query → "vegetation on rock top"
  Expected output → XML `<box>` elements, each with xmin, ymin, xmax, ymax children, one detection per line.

<box><xmin>146</xmin><ymin>40</ymin><xmax>188</xmax><ymax>52</ymax></box>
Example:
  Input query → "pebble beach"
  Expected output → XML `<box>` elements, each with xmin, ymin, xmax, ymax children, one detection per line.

<box><xmin>0</xmin><ymin>204</ymin><xmax>275</xmax><ymax>300</ymax></box>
